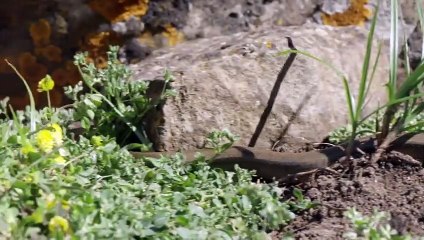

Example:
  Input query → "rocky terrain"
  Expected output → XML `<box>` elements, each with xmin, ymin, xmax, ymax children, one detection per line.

<box><xmin>0</xmin><ymin>0</ymin><xmax>421</xmax><ymax>108</ymax></box>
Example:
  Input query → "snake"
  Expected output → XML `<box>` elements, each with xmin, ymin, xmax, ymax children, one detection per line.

<box><xmin>131</xmin><ymin>133</ymin><xmax>424</xmax><ymax>180</ymax></box>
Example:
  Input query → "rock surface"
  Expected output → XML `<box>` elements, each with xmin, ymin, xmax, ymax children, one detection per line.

<box><xmin>183</xmin><ymin>0</ymin><xmax>421</xmax><ymax>43</ymax></box>
<box><xmin>131</xmin><ymin>24</ymin><xmax>389</xmax><ymax>150</ymax></box>
<box><xmin>371</xmin><ymin>0</ymin><xmax>422</xmax><ymax>45</ymax></box>
<box><xmin>182</xmin><ymin>0</ymin><xmax>320</xmax><ymax>39</ymax></box>
<box><xmin>1</xmin><ymin>0</ymin><xmax>420</xmax><ymax>109</ymax></box>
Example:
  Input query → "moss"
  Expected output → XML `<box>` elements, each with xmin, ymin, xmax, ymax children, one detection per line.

<box><xmin>89</xmin><ymin>0</ymin><xmax>149</xmax><ymax>23</ymax></box>
<box><xmin>321</xmin><ymin>0</ymin><xmax>372</xmax><ymax>26</ymax></box>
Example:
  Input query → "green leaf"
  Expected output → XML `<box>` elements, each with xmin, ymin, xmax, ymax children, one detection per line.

<box><xmin>86</xmin><ymin>109</ymin><xmax>95</xmax><ymax>120</ymax></box>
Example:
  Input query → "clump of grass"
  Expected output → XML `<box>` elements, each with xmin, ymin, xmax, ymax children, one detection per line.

<box><xmin>281</xmin><ymin>0</ymin><xmax>424</xmax><ymax>160</ymax></box>
<box><xmin>371</xmin><ymin>0</ymin><xmax>424</xmax><ymax>161</ymax></box>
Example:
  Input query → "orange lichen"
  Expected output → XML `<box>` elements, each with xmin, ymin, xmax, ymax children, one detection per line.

<box><xmin>35</xmin><ymin>45</ymin><xmax>62</xmax><ymax>62</ymax></box>
<box><xmin>89</xmin><ymin>0</ymin><xmax>149</xmax><ymax>23</ymax></box>
<box><xmin>81</xmin><ymin>31</ymin><xmax>120</xmax><ymax>68</ymax></box>
<box><xmin>21</xmin><ymin>62</ymin><xmax>48</xmax><ymax>83</ymax></box>
<box><xmin>64</xmin><ymin>61</ymin><xmax>81</xmax><ymax>85</ymax></box>
<box><xmin>18</xmin><ymin>52</ymin><xmax>37</xmax><ymax>70</ymax></box>
<box><xmin>49</xmin><ymin>87</ymin><xmax>64</xmax><ymax>107</ymax></box>
<box><xmin>29</xmin><ymin>19</ymin><xmax>51</xmax><ymax>46</ymax></box>
<box><xmin>17</xmin><ymin>52</ymin><xmax>48</xmax><ymax>84</ymax></box>
<box><xmin>321</xmin><ymin>0</ymin><xmax>372</xmax><ymax>26</ymax></box>
<box><xmin>138</xmin><ymin>31</ymin><xmax>156</xmax><ymax>48</ymax></box>
<box><xmin>51</xmin><ymin>64</ymin><xmax>80</xmax><ymax>87</ymax></box>
<box><xmin>51</xmin><ymin>68</ymin><xmax>68</xmax><ymax>87</ymax></box>
<box><xmin>162</xmin><ymin>24</ymin><xmax>184</xmax><ymax>47</ymax></box>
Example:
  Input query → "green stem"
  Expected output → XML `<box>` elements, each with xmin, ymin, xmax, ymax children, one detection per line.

<box><xmin>47</xmin><ymin>91</ymin><xmax>51</xmax><ymax>109</ymax></box>
<box><xmin>5</xmin><ymin>60</ymin><xmax>36</xmax><ymax>132</ymax></box>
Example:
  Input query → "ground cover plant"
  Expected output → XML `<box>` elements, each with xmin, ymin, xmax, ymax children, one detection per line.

<box><xmin>0</xmin><ymin>47</ymin><xmax>318</xmax><ymax>239</ymax></box>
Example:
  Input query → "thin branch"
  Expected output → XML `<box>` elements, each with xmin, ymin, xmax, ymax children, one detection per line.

<box><xmin>248</xmin><ymin>37</ymin><xmax>297</xmax><ymax>147</ymax></box>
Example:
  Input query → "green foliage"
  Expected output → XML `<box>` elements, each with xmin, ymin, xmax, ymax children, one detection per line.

<box><xmin>65</xmin><ymin>46</ymin><xmax>175</xmax><ymax>149</ymax></box>
<box><xmin>204</xmin><ymin>129</ymin><xmax>239</xmax><ymax>154</ymax></box>
<box><xmin>328</xmin><ymin>0</ymin><xmax>424</xmax><ymax>145</ymax></box>
<box><xmin>279</xmin><ymin>6</ymin><xmax>381</xmax><ymax>156</ymax></box>
<box><xmin>343</xmin><ymin>208</ymin><xmax>421</xmax><ymax>240</ymax></box>
<box><xmin>328</xmin><ymin>111</ymin><xmax>424</xmax><ymax>144</ymax></box>
<box><xmin>340</xmin><ymin>2</ymin><xmax>380</xmax><ymax>156</ymax></box>
<box><xmin>281</xmin><ymin>1</ymin><xmax>424</xmax><ymax>152</ymax></box>
<box><xmin>0</xmin><ymin>47</ymin><xmax>304</xmax><ymax>239</ymax></box>
<box><xmin>288</xmin><ymin>188</ymin><xmax>318</xmax><ymax>212</ymax></box>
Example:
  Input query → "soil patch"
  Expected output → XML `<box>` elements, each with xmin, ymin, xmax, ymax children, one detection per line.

<box><xmin>279</xmin><ymin>152</ymin><xmax>424</xmax><ymax>239</ymax></box>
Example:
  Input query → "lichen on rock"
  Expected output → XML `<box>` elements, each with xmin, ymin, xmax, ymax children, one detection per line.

<box><xmin>88</xmin><ymin>0</ymin><xmax>149</xmax><ymax>23</ymax></box>
<box><xmin>321</xmin><ymin>0</ymin><xmax>372</xmax><ymax>26</ymax></box>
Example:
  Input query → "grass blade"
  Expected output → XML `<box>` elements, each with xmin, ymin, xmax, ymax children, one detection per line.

<box><xmin>356</xmin><ymin>3</ymin><xmax>379</xmax><ymax>116</ymax></box>
<box><xmin>389</xmin><ymin>0</ymin><xmax>399</xmax><ymax>97</ymax></box>
<box><xmin>363</xmin><ymin>42</ymin><xmax>383</xmax><ymax>110</ymax></box>
<box><xmin>343</xmin><ymin>78</ymin><xmax>356</xmax><ymax>124</ymax></box>
<box><xmin>5</xmin><ymin>60</ymin><xmax>36</xmax><ymax>132</ymax></box>
<box><xmin>417</xmin><ymin>0</ymin><xmax>424</xmax><ymax>60</ymax></box>
<box><xmin>397</xmin><ymin>62</ymin><xmax>424</xmax><ymax>97</ymax></box>
<box><xmin>278</xmin><ymin>49</ymin><xmax>348</xmax><ymax>81</ymax></box>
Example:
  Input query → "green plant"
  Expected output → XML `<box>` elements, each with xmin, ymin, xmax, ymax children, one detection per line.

<box><xmin>204</xmin><ymin>129</ymin><xmax>239</xmax><ymax>154</ymax></box>
<box><xmin>288</xmin><ymin>188</ymin><xmax>317</xmax><ymax>212</ymax></box>
<box><xmin>328</xmin><ymin>111</ymin><xmax>424</xmax><ymax>144</ymax></box>
<box><xmin>341</xmin><ymin>2</ymin><xmax>381</xmax><ymax>158</ymax></box>
<box><xmin>0</xmin><ymin>49</ymin><xmax>308</xmax><ymax>239</ymax></box>
<box><xmin>371</xmin><ymin>0</ymin><xmax>424</xmax><ymax>160</ymax></box>
<box><xmin>279</xmin><ymin>5</ymin><xmax>381</xmax><ymax>158</ymax></box>
<box><xmin>343</xmin><ymin>208</ymin><xmax>419</xmax><ymax>240</ymax></box>
<box><xmin>281</xmin><ymin>0</ymin><xmax>424</xmax><ymax>159</ymax></box>
<box><xmin>65</xmin><ymin>46</ymin><xmax>175</xmax><ymax>150</ymax></box>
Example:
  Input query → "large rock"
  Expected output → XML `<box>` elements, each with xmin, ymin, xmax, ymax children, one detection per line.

<box><xmin>132</xmin><ymin>25</ymin><xmax>388</xmax><ymax>150</ymax></box>
<box><xmin>371</xmin><ymin>0</ymin><xmax>422</xmax><ymax>44</ymax></box>
<box><xmin>182</xmin><ymin>0</ymin><xmax>319</xmax><ymax>39</ymax></box>
<box><xmin>131</xmin><ymin>24</ymin><xmax>389</xmax><ymax>151</ymax></box>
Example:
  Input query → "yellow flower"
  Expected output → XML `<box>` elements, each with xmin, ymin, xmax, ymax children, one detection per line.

<box><xmin>48</xmin><ymin>216</ymin><xmax>69</xmax><ymax>233</ymax></box>
<box><xmin>22</xmin><ymin>175</ymin><xmax>33</xmax><ymax>183</ymax></box>
<box><xmin>49</xmin><ymin>124</ymin><xmax>63</xmax><ymax>147</ymax></box>
<box><xmin>36</xmin><ymin>124</ymin><xmax>63</xmax><ymax>153</ymax></box>
<box><xmin>36</xmin><ymin>129</ymin><xmax>54</xmax><ymax>153</ymax></box>
<box><xmin>45</xmin><ymin>193</ymin><xmax>57</xmax><ymax>209</ymax></box>
<box><xmin>52</xmin><ymin>155</ymin><xmax>66</xmax><ymax>165</ymax></box>
<box><xmin>21</xmin><ymin>143</ymin><xmax>38</xmax><ymax>155</ymax></box>
<box><xmin>38</xmin><ymin>74</ymin><xmax>55</xmax><ymax>92</ymax></box>
<box><xmin>90</xmin><ymin>135</ymin><xmax>103</xmax><ymax>147</ymax></box>
<box><xmin>23</xmin><ymin>172</ymin><xmax>40</xmax><ymax>184</ymax></box>
<box><xmin>61</xmin><ymin>199</ymin><xmax>70</xmax><ymax>211</ymax></box>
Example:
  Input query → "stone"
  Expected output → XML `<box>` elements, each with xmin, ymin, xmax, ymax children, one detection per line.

<box><xmin>130</xmin><ymin>24</ymin><xmax>389</xmax><ymax>151</ymax></box>
<box><xmin>403</xmin><ymin>25</ymin><xmax>423</xmax><ymax>70</ymax></box>
<box><xmin>370</xmin><ymin>0</ymin><xmax>421</xmax><ymax>44</ymax></box>
<box><xmin>318</xmin><ymin>0</ymin><xmax>421</xmax><ymax>44</ymax></box>
<box><xmin>182</xmin><ymin>0</ymin><xmax>319</xmax><ymax>39</ymax></box>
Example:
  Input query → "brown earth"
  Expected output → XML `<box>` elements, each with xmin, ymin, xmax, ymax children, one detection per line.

<box><xmin>277</xmin><ymin>152</ymin><xmax>424</xmax><ymax>239</ymax></box>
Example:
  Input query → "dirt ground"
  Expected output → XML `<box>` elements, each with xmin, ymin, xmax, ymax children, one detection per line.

<box><xmin>276</xmin><ymin>151</ymin><xmax>424</xmax><ymax>239</ymax></box>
